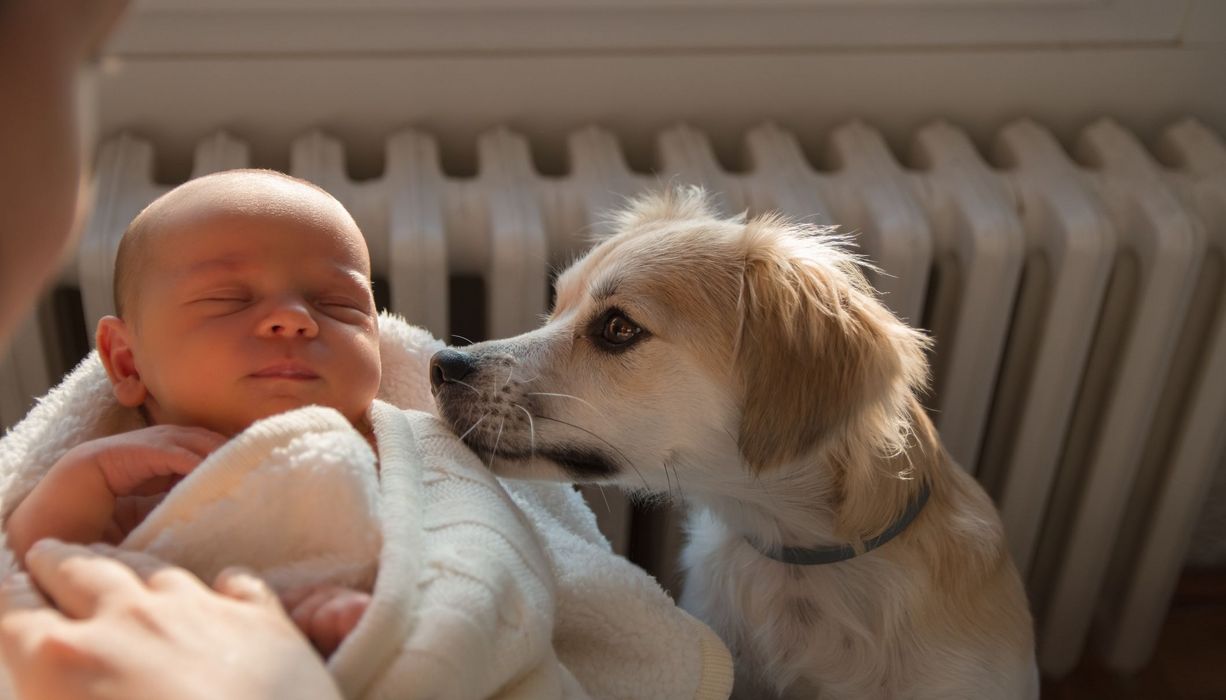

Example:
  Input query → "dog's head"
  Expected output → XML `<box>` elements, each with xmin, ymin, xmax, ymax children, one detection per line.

<box><xmin>431</xmin><ymin>188</ymin><xmax>929</xmax><ymax>508</ymax></box>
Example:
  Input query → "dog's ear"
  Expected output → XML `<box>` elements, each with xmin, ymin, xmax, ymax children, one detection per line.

<box><xmin>735</xmin><ymin>217</ymin><xmax>929</xmax><ymax>473</ymax></box>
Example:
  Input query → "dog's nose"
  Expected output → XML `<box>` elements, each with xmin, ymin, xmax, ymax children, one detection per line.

<box><xmin>430</xmin><ymin>349</ymin><xmax>478</xmax><ymax>390</ymax></box>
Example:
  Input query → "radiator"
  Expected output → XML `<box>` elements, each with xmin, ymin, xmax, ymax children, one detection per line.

<box><xmin>2</xmin><ymin>118</ymin><xmax>1223</xmax><ymax>680</ymax></box>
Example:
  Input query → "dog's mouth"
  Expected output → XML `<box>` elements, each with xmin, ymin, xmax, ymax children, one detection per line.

<box><xmin>434</xmin><ymin>381</ymin><xmax>623</xmax><ymax>481</ymax></box>
<box><xmin>429</xmin><ymin>340</ymin><xmax>628</xmax><ymax>481</ymax></box>
<box><xmin>466</xmin><ymin>440</ymin><xmax>622</xmax><ymax>480</ymax></box>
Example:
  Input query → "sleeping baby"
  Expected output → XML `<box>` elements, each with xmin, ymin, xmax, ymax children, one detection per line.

<box><xmin>4</xmin><ymin>169</ymin><xmax>382</xmax><ymax>655</ymax></box>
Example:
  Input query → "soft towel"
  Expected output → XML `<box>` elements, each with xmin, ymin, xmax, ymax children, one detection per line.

<box><xmin>0</xmin><ymin>313</ymin><xmax>733</xmax><ymax>699</ymax></box>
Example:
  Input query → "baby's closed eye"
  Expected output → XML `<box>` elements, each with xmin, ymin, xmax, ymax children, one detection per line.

<box><xmin>188</xmin><ymin>289</ymin><xmax>254</xmax><ymax>314</ymax></box>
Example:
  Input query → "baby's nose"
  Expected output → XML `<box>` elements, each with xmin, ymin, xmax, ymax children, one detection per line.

<box><xmin>260</xmin><ymin>303</ymin><xmax>319</xmax><ymax>338</ymax></box>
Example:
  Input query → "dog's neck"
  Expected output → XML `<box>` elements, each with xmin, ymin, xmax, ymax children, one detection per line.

<box><xmin>685</xmin><ymin>445</ymin><xmax>853</xmax><ymax>552</ymax></box>
<box><xmin>680</xmin><ymin>401</ymin><xmax>938</xmax><ymax>554</ymax></box>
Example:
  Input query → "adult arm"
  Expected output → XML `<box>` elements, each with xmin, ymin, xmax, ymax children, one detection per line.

<box><xmin>0</xmin><ymin>540</ymin><xmax>343</xmax><ymax>700</ymax></box>
<box><xmin>0</xmin><ymin>0</ymin><xmax>127</xmax><ymax>347</ymax></box>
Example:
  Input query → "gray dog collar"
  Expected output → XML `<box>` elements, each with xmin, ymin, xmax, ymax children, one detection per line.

<box><xmin>750</xmin><ymin>481</ymin><xmax>932</xmax><ymax>566</ymax></box>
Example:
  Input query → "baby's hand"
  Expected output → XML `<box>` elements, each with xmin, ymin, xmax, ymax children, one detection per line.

<box><xmin>5</xmin><ymin>425</ymin><xmax>227</xmax><ymax>563</ymax></box>
<box><xmin>284</xmin><ymin>585</ymin><xmax>372</xmax><ymax>657</ymax></box>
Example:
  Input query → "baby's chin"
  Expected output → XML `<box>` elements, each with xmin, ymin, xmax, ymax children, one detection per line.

<box><xmin>232</xmin><ymin>400</ymin><xmax>371</xmax><ymax>436</ymax></box>
<box><xmin>149</xmin><ymin>393</ymin><xmax>372</xmax><ymax>439</ymax></box>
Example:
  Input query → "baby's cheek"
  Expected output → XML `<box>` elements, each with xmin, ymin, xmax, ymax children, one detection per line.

<box><xmin>342</xmin><ymin>353</ymin><xmax>381</xmax><ymax>424</ymax></box>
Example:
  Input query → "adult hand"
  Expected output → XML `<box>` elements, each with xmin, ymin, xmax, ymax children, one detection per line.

<box><xmin>5</xmin><ymin>426</ymin><xmax>228</xmax><ymax>562</ymax></box>
<box><xmin>0</xmin><ymin>540</ymin><xmax>342</xmax><ymax>700</ymax></box>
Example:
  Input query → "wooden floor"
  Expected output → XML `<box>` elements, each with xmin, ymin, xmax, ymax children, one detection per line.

<box><xmin>1042</xmin><ymin>570</ymin><xmax>1226</xmax><ymax>700</ymax></box>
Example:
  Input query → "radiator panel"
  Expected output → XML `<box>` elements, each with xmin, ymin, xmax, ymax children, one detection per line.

<box><xmin>986</xmin><ymin>120</ymin><xmax>1116</xmax><ymax>581</ymax></box>
<box><xmin>1093</xmin><ymin>120</ymin><xmax>1226</xmax><ymax>673</ymax></box>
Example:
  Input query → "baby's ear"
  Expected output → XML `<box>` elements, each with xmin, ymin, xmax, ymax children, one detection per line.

<box><xmin>96</xmin><ymin>316</ymin><xmax>147</xmax><ymax>408</ymax></box>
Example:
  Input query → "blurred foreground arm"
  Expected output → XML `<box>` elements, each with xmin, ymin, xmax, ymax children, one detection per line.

<box><xmin>0</xmin><ymin>0</ymin><xmax>126</xmax><ymax>347</ymax></box>
<box><xmin>0</xmin><ymin>540</ymin><xmax>342</xmax><ymax>700</ymax></box>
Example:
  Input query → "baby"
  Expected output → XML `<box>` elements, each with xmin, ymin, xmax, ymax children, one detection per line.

<box><xmin>4</xmin><ymin>169</ymin><xmax>381</xmax><ymax>656</ymax></box>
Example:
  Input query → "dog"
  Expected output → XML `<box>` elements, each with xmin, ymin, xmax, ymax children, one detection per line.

<box><xmin>429</xmin><ymin>188</ymin><xmax>1038</xmax><ymax>699</ymax></box>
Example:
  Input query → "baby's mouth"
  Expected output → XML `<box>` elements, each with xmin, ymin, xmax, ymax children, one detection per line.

<box><xmin>250</xmin><ymin>362</ymin><xmax>320</xmax><ymax>380</ymax></box>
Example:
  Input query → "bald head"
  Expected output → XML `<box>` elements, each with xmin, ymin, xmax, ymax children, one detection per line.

<box><xmin>113</xmin><ymin>169</ymin><xmax>366</xmax><ymax>318</ymax></box>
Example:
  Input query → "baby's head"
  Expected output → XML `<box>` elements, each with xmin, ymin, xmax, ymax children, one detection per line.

<box><xmin>96</xmin><ymin>169</ymin><xmax>381</xmax><ymax>436</ymax></box>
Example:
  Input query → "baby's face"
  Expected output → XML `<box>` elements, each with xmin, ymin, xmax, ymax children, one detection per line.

<box><xmin>121</xmin><ymin>200</ymin><xmax>380</xmax><ymax>436</ymax></box>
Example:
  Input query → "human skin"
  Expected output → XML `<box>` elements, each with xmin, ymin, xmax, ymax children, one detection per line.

<box><xmin>0</xmin><ymin>541</ymin><xmax>344</xmax><ymax>700</ymax></box>
<box><xmin>0</xmin><ymin>0</ymin><xmax>126</xmax><ymax>349</ymax></box>
<box><xmin>4</xmin><ymin>425</ymin><xmax>227</xmax><ymax>562</ymax></box>
<box><xmin>285</xmin><ymin>584</ymin><xmax>376</xmax><ymax>657</ymax></box>
<box><xmin>96</xmin><ymin>172</ymin><xmax>382</xmax><ymax>438</ymax></box>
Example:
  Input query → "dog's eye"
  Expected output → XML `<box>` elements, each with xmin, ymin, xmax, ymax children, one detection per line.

<box><xmin>601</xmin><ymin>314</ymin><xmax>643</xmax><ymax>346</ymax></box>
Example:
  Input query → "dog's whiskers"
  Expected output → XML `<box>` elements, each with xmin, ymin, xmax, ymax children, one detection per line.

<box><xmin>447</xmin><ymin>378</ymin><xmax>482</xmax><ymax>396</ymax></box>
<box><xmin>595</xmin><ymin>485</ymin><xmax>612</xmax><ymax>515</ymax></box>
<box><xmin>450</xmin><ymin>334</ymin><xmax>476</xmax><ymax>346</ymax></box>
<box><xmin>525</xmin><ymin>392</ymin><xmax>602</xmax><ymax>417</ymax></box>
<box><xmin>513</xmin><ymin>402</ymin><xmax>536</xmax><ymax>459</ymax></box>
<box><xmin>458</xmin><ymin>412</ymin><xmax>490</xmax><ymax>442</ymax></box>
<box><xmin>488</xmin><ymin>418</ymin><xmax>505</xmax><ymax>471</ymax></box>
<box><xmin>667</xmin><ymin>458</ymin><xmax>685</xmax><ymax>502</ymax></box>
<box><xmin>533</xmin><ymin>414</ymin><xmax>648</xmax><ymax>491</ymax></box>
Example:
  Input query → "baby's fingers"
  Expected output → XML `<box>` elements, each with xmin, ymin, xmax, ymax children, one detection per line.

<box><xmin>97</xmin><ymin>445</ymin><xmax>203</xmax><ymax>495</ymax></box>
<box><xmin>287</xmin><ymin>587</ymin><xmax>336</xmax><ymax>633</ymax></box>
<box><xmin>157</xmin><ymin>426</ymin><xmax>228</xmax><ymax>459</ymax></box>
<box><xmin>320</xmin><ymin>593</ymin><xmax>369</xmax><ymax>646</ymax></box>
<box><xmin>296</xmin><ymin>590</ymin><xmax>370</xmax><ymax>657</ymax></box>
<box><xmin>111</xmin><ymin>494</ymin><xmax>167</xmax><ymax>538</ymax></box>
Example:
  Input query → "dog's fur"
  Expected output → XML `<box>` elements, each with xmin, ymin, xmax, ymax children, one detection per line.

<box><xmin>431</xmin><ymin>189</ymin><xmax>1038</xmax><ymax>699</ymax></box>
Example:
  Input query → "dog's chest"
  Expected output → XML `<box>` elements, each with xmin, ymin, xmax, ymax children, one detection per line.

<box><xmin>681</xmin><ymin>527</ymin><xmax>919</xmax><ymax>699</ymax></box>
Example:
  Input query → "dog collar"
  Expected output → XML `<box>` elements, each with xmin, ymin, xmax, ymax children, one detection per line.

<box><xmin>750</xmin><ymin>481</ymin><xmax>932</xmax><ymax>565</ymax></box>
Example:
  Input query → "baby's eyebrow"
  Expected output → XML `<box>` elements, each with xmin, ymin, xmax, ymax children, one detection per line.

<box><xmin>330</xmin><ymin>267</ymin><xmax>373</xmax><ymax>292</ymax></box>
<box><xmin>182</xmin><ymin>256</ymin><xmax>249</xmax><ymax>279</ymax></box>
<box><xmin>172</xmin><ymin>258</ymin><xmax>373</xmax><ymax>297</ymax></box>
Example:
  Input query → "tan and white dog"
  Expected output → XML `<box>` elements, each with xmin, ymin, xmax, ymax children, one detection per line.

<box><xmin>430</xmin><ymin>189</ymin><xmax>1037</xmax><ymax>699</ymax></box>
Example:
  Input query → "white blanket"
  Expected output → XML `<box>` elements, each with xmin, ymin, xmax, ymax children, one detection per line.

<box><xmin>0</xmin><ymin>313</ymin><xmax>733</xmax><ymax>700</ymax></box>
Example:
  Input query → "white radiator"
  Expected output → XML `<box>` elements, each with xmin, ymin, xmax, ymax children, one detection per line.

<box><xmin>1</xmin><ymin>118</ymin><xmax>1223</xmax><ymax>680</ymax></box>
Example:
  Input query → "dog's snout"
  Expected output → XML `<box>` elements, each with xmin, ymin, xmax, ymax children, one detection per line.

<box><xmin>430</xmin><ymin>349</ymin><xmax>478</xmax><ymax>390</ymax></box>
